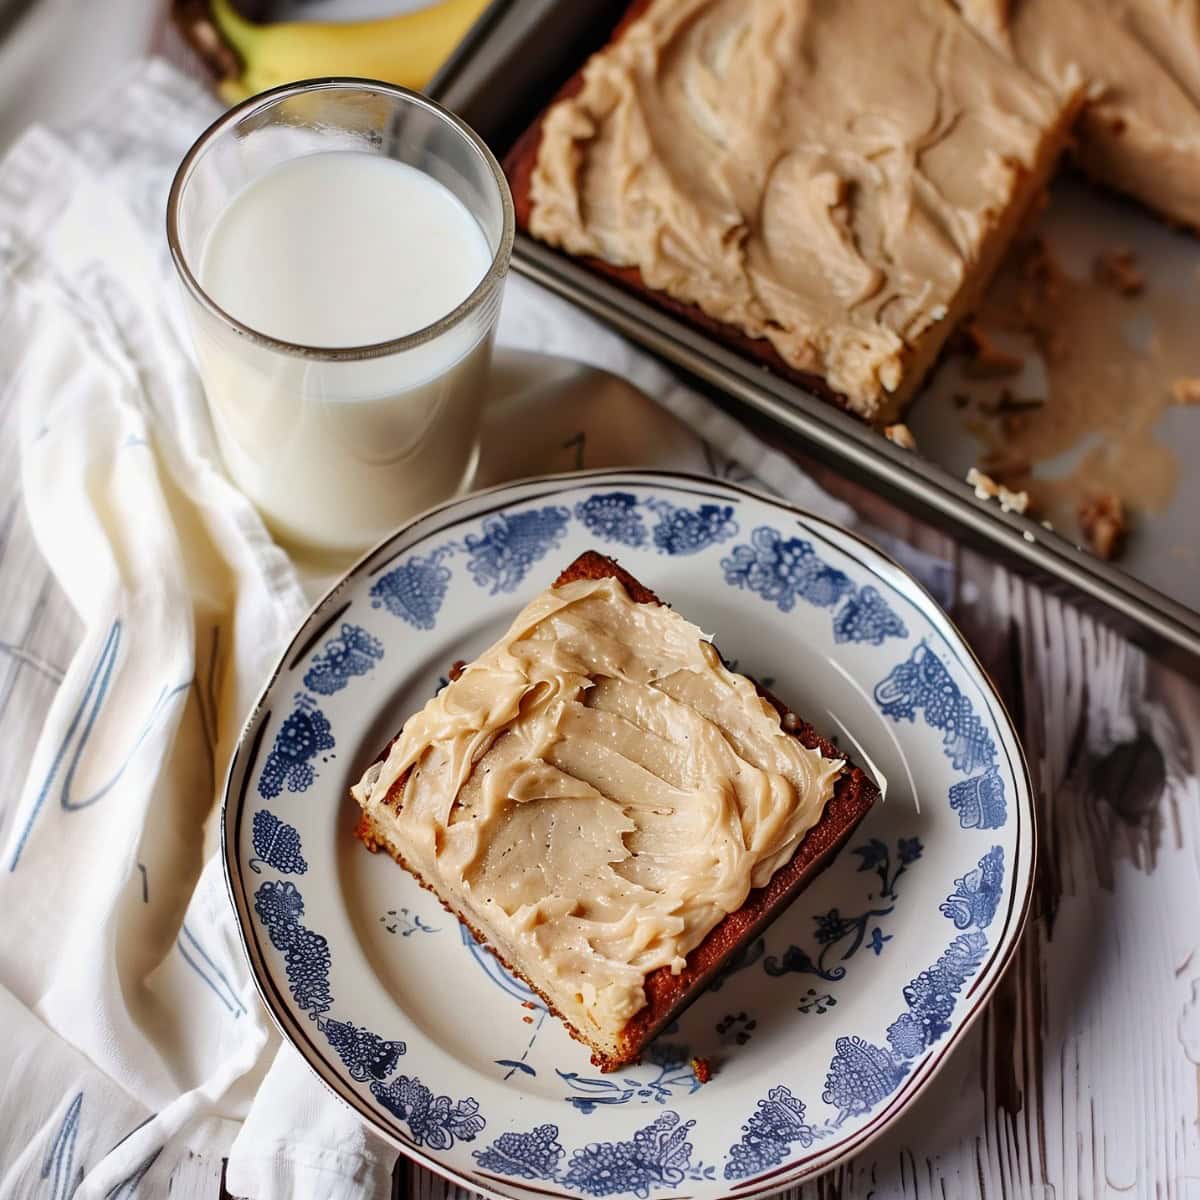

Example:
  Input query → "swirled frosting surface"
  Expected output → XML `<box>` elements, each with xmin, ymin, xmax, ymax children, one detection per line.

<box><xmin>352</xmin><ymin>576</ymin><xmax>842</xmax><ymax>1044</ymax></box>
<box><xmin>529</xmin><ymin>0</ymin><xmax>1069</xmax><ymax>418</ymax></box>
<box><xmin>957</xmin><ymin>0</ymin><xmax>1200</xmax><ymax>229</ymax></box>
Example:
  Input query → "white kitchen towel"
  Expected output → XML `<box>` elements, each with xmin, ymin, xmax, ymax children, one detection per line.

<box><xmin>0</xmin><ymin>58</ymin><xmax>871</xmax><ymax>1200</ymax></box>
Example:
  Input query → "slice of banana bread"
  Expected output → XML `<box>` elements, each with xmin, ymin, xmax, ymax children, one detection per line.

<box><xmin>352</xmin><ymin>551</ymin><xmax>878</xmax><ymax>1070</ymax></box>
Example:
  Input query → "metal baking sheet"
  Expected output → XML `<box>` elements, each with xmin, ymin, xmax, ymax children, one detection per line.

<box><xmin>429</xmin><ymin>0</ymin><xmax>1200</xmax><ymax>672</ymax></box>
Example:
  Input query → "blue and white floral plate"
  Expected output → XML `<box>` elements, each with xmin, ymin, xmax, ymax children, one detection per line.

<box><xmin>223</xmin><ymin>469</ymin><xmax>1034</xmax><ymax>1200</ymax></box>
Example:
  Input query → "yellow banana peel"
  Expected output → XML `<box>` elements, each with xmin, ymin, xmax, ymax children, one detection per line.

<box><xmin>211</xmin><ymin>0</ymin><xmax>490</xmax><ymax>105</ymax></box>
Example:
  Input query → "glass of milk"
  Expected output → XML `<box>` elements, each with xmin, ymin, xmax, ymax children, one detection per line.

<box><xmin>167</xmin><ymin>79</ymin><xmax>513</xmax><ymax>555</ymax></box>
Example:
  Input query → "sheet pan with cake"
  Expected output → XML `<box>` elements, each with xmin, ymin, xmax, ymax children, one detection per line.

<box><xmin>482</xmin><ymin>0</ymin><xmax>1200</xmax><ymax>659</ymax></box>
<box><xmin>225</xmin><ymin>470</ymin><xmax>1035</xmax><ymax>1198</ymax></box>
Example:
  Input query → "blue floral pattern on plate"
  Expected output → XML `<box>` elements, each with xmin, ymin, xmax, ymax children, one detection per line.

<box><xmin>722</xmin><ymin>525</ymin><xmax>907</xmax><ymax>646</ymax></box>
<box><xmin>257</xmin><ymin>695</ymin><xmax>334</xmax><ymax>799</ymax></box>
<box><xmin>763</xmin><ymin>836</ymin><xmax>921</xmax><ymax>983</ymax></box>
<box><xmin>724</xmin><ymin>1086</ymin><xmax>813</xmax><ymax>1180</ymax></box>
<box><xmin>722</xmin><ymin>527</ymin><xmax>853</xmax><ymax>612</ymax></box>
<box><xmin>253</xmin><ymin>880</ymin><xmax>333</xmax><ymax>1019</ymax></box>
<box><xmin>303</xmin><ymin>624</ymin><xmax>384</xmax><ymax>695</ymax></box>
<box><xmin>370</xmin><ymin>1075</ymin><xmax>485</xmax><ymax>1149</ymax></box>
<box><xmin>575</xmin><ymin>493</ymin><xmax>647</xmax><ymax>548</ymax></box>
<box><xmin>558</xmin><ymin>1044</ymin><xmax>702</xmax><ymax>1113</ymax></box>
<box><xmin>645</xmin><ymin>498</ymin><xmax>737</xmax><ymax>555</ymax></box>
<box><xmin>724</xmin><ymin>845</ymin><xmax>1006</xmax><ymax>1181</ymax></box>
<box><xmin>875</xmin><ymin>641</ymin><xmax>1007</xmax><ymax>828</ymax></box>
<box><xmin>465</xmin><ymin>506</ymin><xmax>571</xmax><ymax>594</ymax></box>
<box><xmin>833</xmin><ymin>585</ymin><xmax>908</xmax><ymax>645</ymax></box>
<box><xmin>225</xmin><ymin>472</ymin><xmax>1031</xmax><ymax>1200</ymax></box>
<box><xmin>251</xmin><ymin>878</ymin><xmax>483</xmax><ymax>1149</ymax></box>
<box><xmin>368</xmin><ymin>492</ymin><xmax>743</xmax><ymax>635</ymax></box>
<box><xmin>371</xmin><ymin>548</ymin><xmax>453</xmax><ymax>630</ymax></box>
<box><xmin>939</xmin><ymin>845</ymin><xmax>1005</xmax><ymax>930</ymax></box>
<box><xmin>248</xmin><ymin>810</ymin><xmax>307</xmax><ymax>875</ymax></box>
<box><xmin>476</xmin><ymin>1110</ymin><xmax>714</xmax><ymax>1198</ymax></box>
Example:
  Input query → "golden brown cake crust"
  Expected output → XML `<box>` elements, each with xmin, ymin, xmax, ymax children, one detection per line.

<box><xmin>353</xmin><ymin>550</ymin><xmax>878</xmax><ymax>1071</ymax></box>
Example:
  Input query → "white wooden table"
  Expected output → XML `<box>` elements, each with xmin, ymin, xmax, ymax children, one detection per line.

<box><xmin>0</xmin><ymin>412</ymin><xmax>1163</xmax><ymax>1198</ymax></box>
<box><xmin>6</xmin><ymin>377</ymin><xmax>1198</xmax><ymax>1200</ymax></box>
<box><xmin>0</xmin><ymin>9</ymin><xmax>1196</xmax><ymax>1198</ymax></box>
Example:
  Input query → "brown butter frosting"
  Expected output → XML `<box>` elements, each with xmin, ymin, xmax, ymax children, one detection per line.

<box><xmin>351</xmin><ymin>576</ymin><xmax>843</xmax><ymax>1043</ymax></box>
<box><xmin>957</xmin><ymin>0</ymin><xmax>1200</xmax><ymax>229</ymax></box>
<box><xmin>529</xmin><ymin>0</ymin><xmax>1072</xmax><ymax>419</ymax></box>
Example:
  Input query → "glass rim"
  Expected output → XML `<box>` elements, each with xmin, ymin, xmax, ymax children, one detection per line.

<box><xmin>165</xmin><ymin>77</ymin><xmax>515</xmax><ymax>362</ymax></box>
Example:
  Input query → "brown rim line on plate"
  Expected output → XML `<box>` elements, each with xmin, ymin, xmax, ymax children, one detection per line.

<box><xmin>353</xmin><ymin>549</ymin><xmax>878</xmax><ymax>1071</ymax></box>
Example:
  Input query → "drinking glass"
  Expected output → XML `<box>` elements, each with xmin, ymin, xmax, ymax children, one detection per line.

<box><xmin>167</xmin><ymin>79</ymin><xmax>514</xmax><ymax>555</ymax></box>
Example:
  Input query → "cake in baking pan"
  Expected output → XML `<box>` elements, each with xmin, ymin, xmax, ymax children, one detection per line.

<box><xmin>506</xmin><ymin>0</ymin><xmax>1085</xmax><ymax>425</ymax></box>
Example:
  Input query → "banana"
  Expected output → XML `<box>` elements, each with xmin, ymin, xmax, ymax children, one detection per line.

<box><xmin>211</xmin><ymin>0</ymin><xmax>490</xmax><ymax>104</ymax></box>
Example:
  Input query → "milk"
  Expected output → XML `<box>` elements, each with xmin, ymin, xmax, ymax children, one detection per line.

<box><xmin>195</xmin><ymin>151</ymin><xmax>495</xmax><ymax>553</ymax></box>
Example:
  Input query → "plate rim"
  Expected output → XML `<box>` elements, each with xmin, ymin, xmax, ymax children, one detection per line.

<box><xmin>221</xmin><ymin>466</ymin><xmax>1038</xmax><ymax>1199</ymax></box>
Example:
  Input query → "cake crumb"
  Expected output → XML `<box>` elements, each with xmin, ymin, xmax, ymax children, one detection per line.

<box><xmin>962</xmin><ymin>322</ymin><xmax>1024</xmax><ymax>378</ymax></box>
<box><xmin>1022</xmin><ymin>530</ymin><xmax>1035</xmax><ymax>543</ymax></box>
<box><xmin>967</xmin><ymin>466</ymin><xmax>998</xmax><ymax>500</ymax></box>
<box><xmin>522</xmin><ymin>1015</ymin><xmax>534</xmax><ymax>1025</ymax></box>
<box><xmin>1092</xmin><ymin>248</ymin><xmax>1145</xmax><ymax>297</ymax></box>
<box><xmin>1171</xmin><ymin>377</ymin><xmax>1200</xmax><ymax>406</ymax></box>
<box><xmin>522</xmin><ymin>1001</ymin><xmax>537</xmax><ymax>1010</ymax></box>
<box><xmin>1078</xmin><ymin>492</ymin><xmax>1129</xmax><ymax>560</ymax></box>
<box><xmin>691</xmin><ymin>1057</ymin><xmax>712</xmax><ymax>1084</ymax></box>
<box><xmin>884</xmin><ymin>423</ymin><xmax>917</xmax><ymax>451</ymax></box>
<box><xmin>966</xmin><ymin>466</ymin><xmax>1030</xmax><ymax>514</ymax></box>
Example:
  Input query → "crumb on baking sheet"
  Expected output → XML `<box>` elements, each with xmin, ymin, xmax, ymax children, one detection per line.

<box><xmin>1171</xmin><ymin>377</ymin><xmax>1200</xmax><ymax>406</ymax></box>
<box><xmin>1078</xmin><ymin>492</ymin><xmax>1130</xmax><ymax>560</ymax></box>
<box><xmin>1092</xmin><ymin>248</ymin><xmax>1145</xmax><ymax>297</ymax></box>
<box><xmin>884</xmin><ymin>423</ymin><xmax>917</xmax><ymax>451</ymax></box>
<box><xmin>691</xmin><ymin>1056</ymin><xmax>712</xmax><ymax>1084</ymax></box>
<box><xmin>966</xmin><ymin>467</ymin><xmax>1030</xmax><ymax>514</ymax></box>
<box><xmin>962</xmin><ymin>321</ymin><xmax>1024</xmax><ymax>378</ymax></box>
